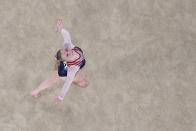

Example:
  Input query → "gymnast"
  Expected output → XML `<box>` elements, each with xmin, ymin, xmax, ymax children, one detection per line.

<box><xmin>30</xmin><ymin>19</ymin><xmax>88</xmax><ymax>104</ymax></box>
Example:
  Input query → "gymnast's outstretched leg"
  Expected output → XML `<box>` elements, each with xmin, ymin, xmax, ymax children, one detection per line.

<box><xmin>30</xmin><ymin>71</ymin><xmax>88</xmax><ymax>98</ymax></box>
<box><xmin>30</xmin><ymin>71</ymin><xmax>61</xmax><ymax>98</ymax></box>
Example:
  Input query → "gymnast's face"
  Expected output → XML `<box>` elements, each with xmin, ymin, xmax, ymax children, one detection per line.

<box><xmin>60</xmin><ymin>48</ymin><xmax>74</xmax><ymax>62</ymax></box>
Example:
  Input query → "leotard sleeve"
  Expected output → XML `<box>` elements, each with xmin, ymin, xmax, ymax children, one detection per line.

<box><xmin>61</xmin><ymin>28</ymin><xmax>75</xmax><ymax>49</ymax></box>
<box><xmin>58</xmin><ymin>65</ymin><xmax>79</xmax><ymax>100</ymax></box>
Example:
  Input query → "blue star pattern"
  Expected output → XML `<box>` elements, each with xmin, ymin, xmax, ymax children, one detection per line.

<box><xmin>58</xmin><ymin>61</ymin><xmax>68</xmax><ymax>77</ymax></box>
<box><xmin>63</xmin><ymin>61</ymin><xmax>68</xmax><ymax>70</ymax></box>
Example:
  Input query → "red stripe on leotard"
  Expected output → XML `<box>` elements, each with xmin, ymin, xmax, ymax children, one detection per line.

<box><xmin>68</xmin><ymin>60</ymin><xmax>82</xmax><ymax>66</ymax></box>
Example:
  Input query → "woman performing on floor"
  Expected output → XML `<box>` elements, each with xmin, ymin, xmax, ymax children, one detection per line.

<box><xmin>30</xmin><ymin>19</ymin><xmax>88</xmax><ymax>104</ymax></box>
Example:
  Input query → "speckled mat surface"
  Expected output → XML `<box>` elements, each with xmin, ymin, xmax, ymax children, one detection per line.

<box><xmin>0</xmin><ymin>0</ymin><xmax>196</xmax><ymax>131</ymax></box>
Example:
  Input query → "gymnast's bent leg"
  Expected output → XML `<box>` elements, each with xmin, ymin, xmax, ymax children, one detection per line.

<box><xmin>73</xmin><ymin>71</ymin><xmax>88</xmax><ymax>87</ymax></box>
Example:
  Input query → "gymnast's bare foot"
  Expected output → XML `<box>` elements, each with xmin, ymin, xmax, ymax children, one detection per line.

<box><xmin>76</xmin><ymin>81</ymin><xmax>88</xmax><ymax>88</ymax></box>
<box><xmin>30</xmin><ymin>90</ymin><xmax>41</xmax><ymax>98</ymax></box>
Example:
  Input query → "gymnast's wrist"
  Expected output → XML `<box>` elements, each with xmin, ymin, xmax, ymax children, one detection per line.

<box><xmin>58</xmin><ymin>96</ymin><xmax>64</xmax><ymax>100</ymax></box>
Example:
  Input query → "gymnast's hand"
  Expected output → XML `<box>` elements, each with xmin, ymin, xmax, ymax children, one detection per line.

<box><xmin>56</xmin><ymin>19</ymin><xmax>63</xmax><ymax>33</ymax></box>
<box><xmin>54</xmin><ymin>96</ymin><xmax>64</xmax><ymax>104</ymax></box>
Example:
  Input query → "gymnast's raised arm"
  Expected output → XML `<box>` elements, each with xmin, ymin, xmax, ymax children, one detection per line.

<box><xmin>56</xmin><ymin>19</ymin><xmax>75</xmax><ymax>49</ymax></box>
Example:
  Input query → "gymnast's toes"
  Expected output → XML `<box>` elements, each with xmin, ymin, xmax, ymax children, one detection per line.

<box><xmin>30</xmin><ymin>90</ymin><xmax>41</xmax><ymax>98</ymax></box>
<box><xmin>78</xmin><ymin>81</ymin><xmax>88</xmax><ymax>88</ymax></box>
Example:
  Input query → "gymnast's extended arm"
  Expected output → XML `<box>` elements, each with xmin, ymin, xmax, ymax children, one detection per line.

<box><xmin>60</xmin><ymin>28</ymin><xmax>75</xmax><ymax>49</ymax></box>
<box><xmin>58</xmin><ymin>65</ymin><xmax>79</xmax><ymax>100</ymax></box>
<box><xmin>56</xmin><ymin>19</ymin><xmax>75</xmax><ymax>49</ymax></box>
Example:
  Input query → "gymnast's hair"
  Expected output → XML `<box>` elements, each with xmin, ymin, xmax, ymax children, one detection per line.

<box><xmin>54</xmin><ymin>49</ymin><xmax>62</xmax><ymax>71</ymax></box>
